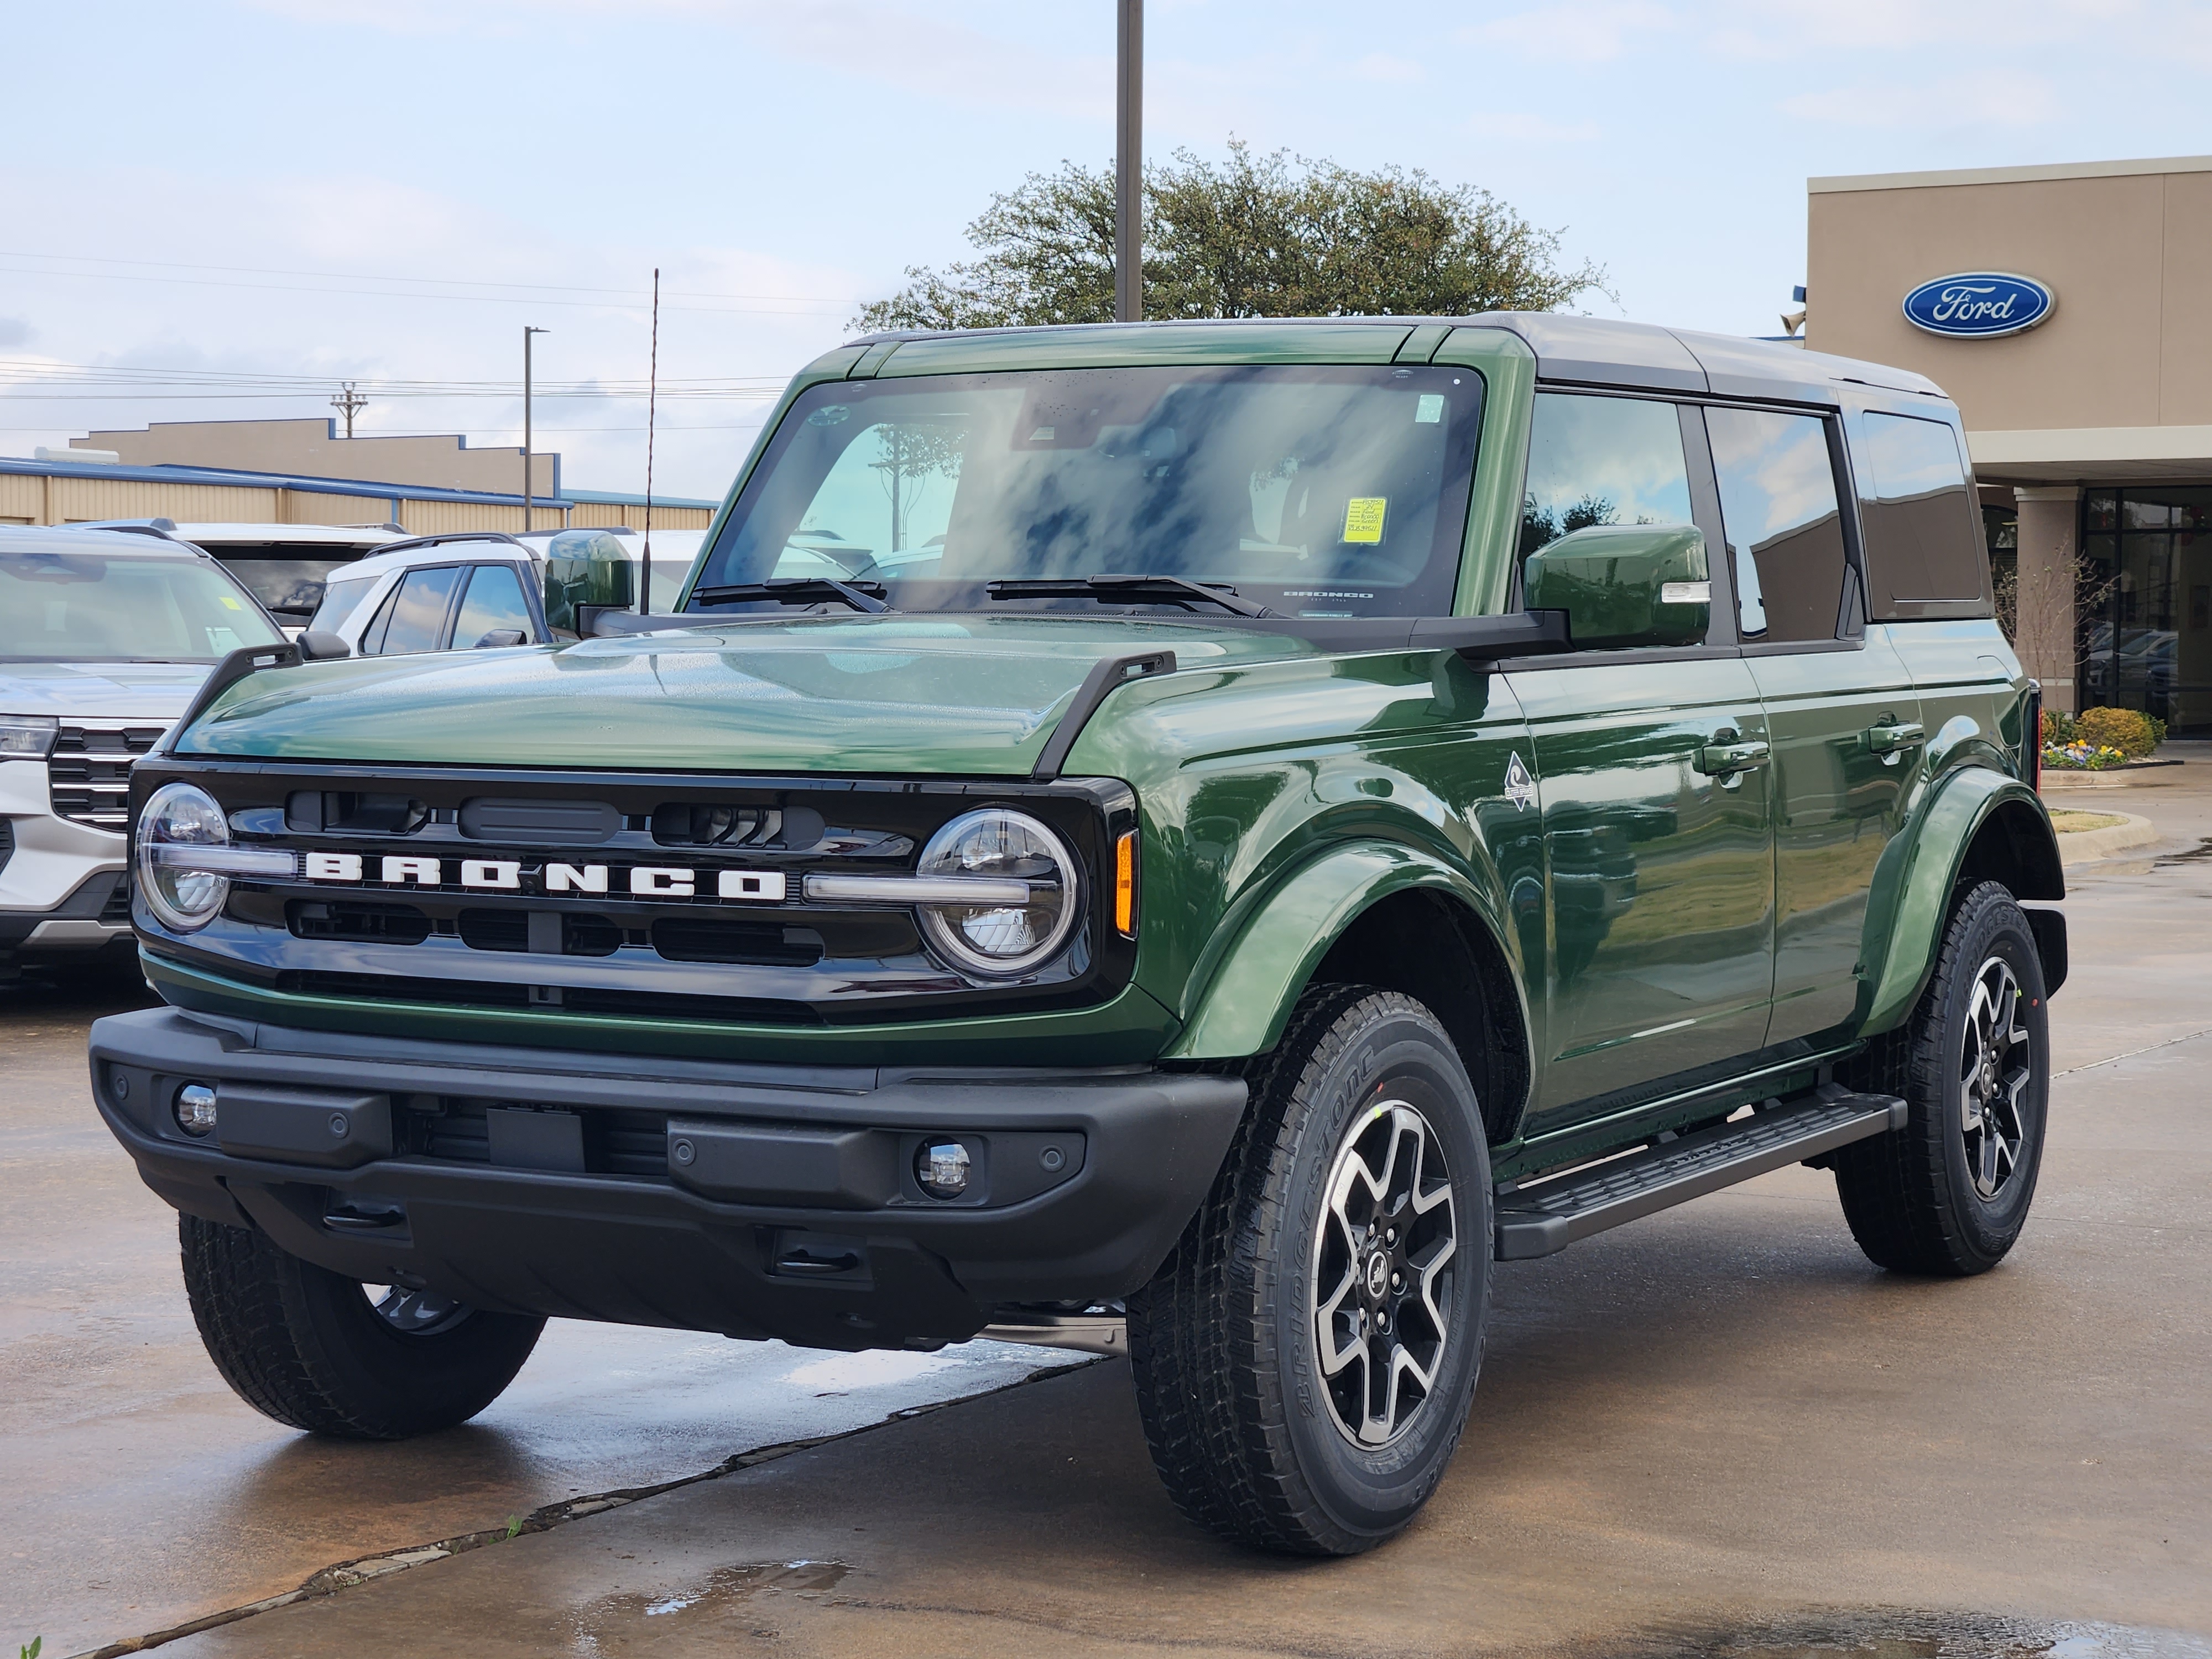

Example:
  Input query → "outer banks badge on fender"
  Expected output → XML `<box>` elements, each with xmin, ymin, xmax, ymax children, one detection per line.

<box><xmin>1504</xmin><ymin>751</ymin><xmax>1536</xmax><ymax>811</ymax></box>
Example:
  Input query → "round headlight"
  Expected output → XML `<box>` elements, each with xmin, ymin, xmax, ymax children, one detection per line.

<box><xmin>916</xmin><ymin>808</ymin><xmax>1079</xmax><ymax>978</ymax></box>
<box><xmin>138</xmin><ymin>782</ymin><xmax>232</xmax><ymax>932</ymax></box>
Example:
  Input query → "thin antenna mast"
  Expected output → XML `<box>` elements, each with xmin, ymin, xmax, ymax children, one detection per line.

<box><xmin>640</xmin><ymin>268</ymin><xmax>659</xmax><ymax>614</ymax></box>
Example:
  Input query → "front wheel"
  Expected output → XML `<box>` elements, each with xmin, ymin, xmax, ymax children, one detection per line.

<box><xmin>1128</xmin><ymin>986</ymin><xmax>1492</xmax><ymax>1556</ymax></box>
<box><xmin>180</xmin><ymin>1215</ymin><xmax>545</xmax><ymax>1438</ymax></box>
<box><xmin>1834</xmin><ymin>880</ymin><xmax>2051</xmax><ymax>1275</ymax></box>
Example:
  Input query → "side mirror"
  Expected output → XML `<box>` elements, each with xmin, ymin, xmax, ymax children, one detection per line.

<box><xmin>1522</xmin><ymin>524</ymin><xmax>1710</xmax><ymax>650</ymax></box>
<box><xmin>541</xmin><ymin>530</ymin><xmax>636</xmax><ymax>637</ymax></box>
<box><xmin>296</xmin><ymin>630</ymin><xmax>352</xmax><ymax>661</ymax></box>
<box><xmin>472</xmin><ymin>629</ymin><xmax>527</xmax><ymax>649</ymax></box>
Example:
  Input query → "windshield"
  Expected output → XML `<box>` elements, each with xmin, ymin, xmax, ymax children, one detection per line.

<box><xmin>309</xmin><ymin>574</ymin><xmax>379</xmax><ymax>634</ymax></box>
<box><xmin>0</xmin><ymin>550</ymin><xmax>286</xmax><ymax>662</ymax></box>
<box><xmin>205</xmin><ymin>546</ymin><xmax>374</xmax><ymax>618</ymax></box>
<box><xmin>688</xmin><ymin>364</ymin><xmax>1484</xmax><ymax>619</ymax></box>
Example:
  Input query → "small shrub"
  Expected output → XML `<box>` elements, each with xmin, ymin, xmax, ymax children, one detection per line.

<box><xmin>2041</xmin><ymin>707</ymin><xmax>2077</xmax><ymax>746</ymax></box>
<box><xmin>2074</xmin><ymin>705</ymin><xmax>2160</xmax><ymax>758</ymax></box>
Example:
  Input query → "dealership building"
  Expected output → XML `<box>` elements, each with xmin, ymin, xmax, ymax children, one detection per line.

<box><xmin>1806</xmin><ymin>154</ymin><xmax>2212</xmax><ymax>732</ymax></box>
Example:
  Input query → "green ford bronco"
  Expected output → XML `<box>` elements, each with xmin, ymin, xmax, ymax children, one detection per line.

<box><xmin>92</xmin><ymin>314</ymin><xmax>2062</xmax><ymax>1555</ymax></box>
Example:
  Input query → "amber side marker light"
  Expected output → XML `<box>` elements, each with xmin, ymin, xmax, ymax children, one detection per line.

<box><xmin>1114</xmin><ymin>830</ymin><xmax>1138</xmax><ymax>937</ymax></box>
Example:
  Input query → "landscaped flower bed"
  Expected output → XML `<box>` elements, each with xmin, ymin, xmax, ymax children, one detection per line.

<box><xmin>2042</xmin><ymin>706</ymin><xmax>2165</xmax><ymax>771</ymax></box>
<box><xmin>2043</xmin><ymin>740</ymin><xmax>2129</xmax><ymax>771</ymax></box>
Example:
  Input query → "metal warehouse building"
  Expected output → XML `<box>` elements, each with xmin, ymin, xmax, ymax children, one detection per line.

<box><xmin>1</xmin><ymin>416</ymin><xmax>717</xmax><ymax>534</ymax></box>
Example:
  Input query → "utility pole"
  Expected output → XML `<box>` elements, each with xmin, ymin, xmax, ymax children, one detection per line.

<box><xmin>1115</xmin><ymin>0</ymin><xmax>1142</xmax><ymax>322</ymax></box>
<box><xmin>523</xmin><ymin>325</ymin><xmax>549</xmax><ymax>530</ymax></box>
<box><xmin>330</xmin><ymin>382</ymin><xmax>367</xmax><ymax>440</ymax></box>
<box><xmin>641</xmin><ymin>268</ymin><xmax>660</xmax><ymax>614</ymax></box>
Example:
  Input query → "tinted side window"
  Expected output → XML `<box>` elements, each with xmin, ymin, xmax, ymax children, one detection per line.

<box><xmin>1520</xmin><ymin>393</ymin><xmax>1695</xmax><ymax>564</ymax></box>
<box><xmin>453</xmin><ymin>563</ymin><xmax>535</xmax><ymax>645</ymax></box>
<box><xmin>1706</xmin><ymin>408</ymin><xmax>1849</xmax><ymax>643</ymax></box>
<box><xmin>369</xmin><ymin>565</ymin><xmax>464</xmax><ymax>655</ymax></box>
<box><xmin>1861</xmin><ymin>413</ymin><xmax>1984</xmax><ymax>605</ymax></box>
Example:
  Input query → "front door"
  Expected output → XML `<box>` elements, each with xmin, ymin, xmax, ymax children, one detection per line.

<box><xmin>1506</xmin><ymin>391</ymin><xmax>1776</xmax><ymax>1133</ymax></box>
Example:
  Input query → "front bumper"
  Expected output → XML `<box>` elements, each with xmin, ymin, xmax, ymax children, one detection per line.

<box><xmin>89</xmin><ymin>1006</ymin><xmax>1246</xmax><ymax>1351</ymax></box>
<box><xmin>1</xmin><ymin>868</ymin><xmax>132</xmax><ymax>962</ymax></box>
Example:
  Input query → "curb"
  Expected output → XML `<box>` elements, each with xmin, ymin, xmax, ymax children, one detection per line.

<box><xmin>2041</xmin><ymin>762</ymin><xmax>2183</xmax><ymax>790</ymax></box>
<box><xmin>2053</xmin><ymin>811</ymin><xmax>2159</xmax><ymax>864</ymax></box>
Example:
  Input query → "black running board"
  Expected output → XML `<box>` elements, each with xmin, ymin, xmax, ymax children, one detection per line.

<box><xmin>1493</xmin><ymin>1086</ymin><xmax>1906</xmax><ymax>1261</ymax></box>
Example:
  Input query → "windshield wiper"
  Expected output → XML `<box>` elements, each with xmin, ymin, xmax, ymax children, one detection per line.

<box><xmin>988</xmin><ymin>575</ymin><xmax>1272</xmax><ymax>619</ymax></box>
<box><xmin>691</xmin><ymin>578</ymin><xmax>892</xmax><ymax>614</ymax></box>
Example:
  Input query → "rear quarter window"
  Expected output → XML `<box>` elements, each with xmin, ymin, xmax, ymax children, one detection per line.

<box><xmin>1860</xmin><ymin>413</ymin><xmax>1987</xmax><ymax>612</ymax></box>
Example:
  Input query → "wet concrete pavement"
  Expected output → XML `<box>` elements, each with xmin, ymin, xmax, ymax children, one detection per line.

<box><xmin>1</xmin><ymin>974</ymin><xmax>1081</xmax><ymax>1657</ymax></box>
<box><xmin>9</xmin><ymin>761</ymin><xmax>2212</xmax><ymax>1658</ymax></box>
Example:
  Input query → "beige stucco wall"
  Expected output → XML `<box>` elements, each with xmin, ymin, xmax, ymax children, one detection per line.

<box><xmin>1807</xmin><ymin>158</ymin><xmax>2212</xmax><ymax>439</ymax></box>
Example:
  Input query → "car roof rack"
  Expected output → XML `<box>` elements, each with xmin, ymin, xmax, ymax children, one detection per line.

<box><xmin>372</xmin><ymin>526</ymin><xmax>639</xmax><ymax>560</ymax></box>
<box><xmin>373</xmin><ymin>530</ymin><xmax>532</xmax><ymax>556</ymax></box>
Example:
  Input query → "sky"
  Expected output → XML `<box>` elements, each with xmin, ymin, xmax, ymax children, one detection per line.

<box><xmin>0</xmin><ymin>0</ymin><xmax>2206</xmax><ymax>502</ymax></box>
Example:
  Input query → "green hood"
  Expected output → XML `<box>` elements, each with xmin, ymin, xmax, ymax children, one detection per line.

<box><xmin>179</xmin><ymin>614</ymin><xmax>1311</xmax><ymax>775</ymax></box>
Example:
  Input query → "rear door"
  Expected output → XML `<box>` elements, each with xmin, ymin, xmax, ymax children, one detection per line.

<box><xmin>1505</xmin><ymin>390</ymin><xmax>1776</xmax><ymax>1133</ymax></box>
<box><xmin>1707</xmin><ymin>403</ymin><xmax>1921</xmax><ymax>1045</ymax></box>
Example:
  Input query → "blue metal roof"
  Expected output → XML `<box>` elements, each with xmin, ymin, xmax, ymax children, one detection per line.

<box><xmin>0</xmin><ymin>452</ymin><xmax>577</xmax><ymax>509</ymax></box>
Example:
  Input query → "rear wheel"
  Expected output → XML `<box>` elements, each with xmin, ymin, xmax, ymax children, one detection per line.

<box><xmin>1834</xmin><ymin>880</ymin><xmax>2051</xmax><ymax>1275</ymax></box>
<box><xmin>1128</xmin><ymin>986</ymin><xmax>1491</xmax><ymax>1555</ymax></box>
<box><xmin>180</xmin><ymin>1214</ymin><xmax>545</xmax><ymax>1438</ymax></box>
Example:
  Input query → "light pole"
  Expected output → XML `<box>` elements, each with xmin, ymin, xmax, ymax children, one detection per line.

<box><xmin>1116</xmin><ymin>0</ymin><xmax>1142</xmax><ymax>322</ymax></box>
<box><xmin>523</xmin><ymin>325</ymin><xmax>549</xmax><ymax>529</ymax></box>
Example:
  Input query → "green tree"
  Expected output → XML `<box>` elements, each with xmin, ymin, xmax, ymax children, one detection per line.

<box><xmin>855</xmin><ymin>140</ymin><xmax>1607</xmax><ymax>332</ymax></box>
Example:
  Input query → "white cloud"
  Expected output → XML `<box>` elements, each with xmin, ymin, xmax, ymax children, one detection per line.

<box><xmin>241</xmin><ymin>0</ymin><xmax>1119</xmax><ymax>118</ymax></box>
<box><xmin>1709</xmin><ymin>0</ymin><xmax>2154</xmax><ymax>58</ymax></box>
<box><xmin>1458</xmin><ymin>1</ymin><xmax>1674</xmax><ymax>61</ymax></box>
<box><xmin>1464</xmin><ymin>110</ymin><xmax>1603</xmax><ymax>143</ymax></box>
<box><xmin>1349</xmin><ymin>52</ymin><xmax>1426</xmax><ymax>83</ymax></box>
<box><xmin>1781</xmin><ymin>69</ymin><xmax>2062</xmax><ymax>129</ymax></box>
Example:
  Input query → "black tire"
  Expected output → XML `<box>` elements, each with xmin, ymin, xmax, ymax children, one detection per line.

<box><xmin>1127</xmin><ymin>985</ymin><xmax>1493</xmax><ymax>1556</ymax></box>
<box><xmin>1834</xmin><ymin>880</ymin><xmax>2051</xmax><ymax>1276</ymax></box>
<box><xmin>179</xmin><ymin>1214</ymin><xmax>545</xmax><ymax>1438</ymax></box>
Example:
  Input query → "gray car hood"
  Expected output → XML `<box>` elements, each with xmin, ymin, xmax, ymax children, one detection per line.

<box><xmin>0</xmin><ymin>660</ymin><xmax>212</xmax><ymax>723</ymax></box>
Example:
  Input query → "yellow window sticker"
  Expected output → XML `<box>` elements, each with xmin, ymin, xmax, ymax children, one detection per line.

<box><xmin>1343</xmin><ymin>497</ymin><xmax>1387</xmax><ymax>544</ymax></box>
<box><xmin>219</xmin><ymin>595</ymin><xmax>243</xmax><ymax>609</ymax></box>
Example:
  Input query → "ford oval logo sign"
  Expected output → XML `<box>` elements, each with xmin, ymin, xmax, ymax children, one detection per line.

<box><xmin>1902</xmin><ymin>272</ymin><xmax>2056</xmax><ymax>339</ymax></box>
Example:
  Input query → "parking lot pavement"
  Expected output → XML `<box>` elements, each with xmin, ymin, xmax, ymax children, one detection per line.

<box><xmin>14</xmin><ymin>761</ymin><xmax>2212</xmax><ymax>1659</ymax></box>
<box><xmin>0</xmin><ymin>974</ymin><xmax>1082</xmax><ymax>1659</ymax></box>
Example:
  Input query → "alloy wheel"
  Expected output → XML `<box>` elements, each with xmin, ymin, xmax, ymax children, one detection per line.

<box><xmin>364</xmin><ymin>1284</ymin><xmax>473</xmax><ymax>1336</ymax></box>
<box><xmin>1310</xmin><ymin>1097</ymin><xmax>1457</xmax><ymax>1448</ymax></box>
<box><xmin>1959</xmin><ymin>954</ymin><xmax>2033</xmax><ymax>1200</ymax></box>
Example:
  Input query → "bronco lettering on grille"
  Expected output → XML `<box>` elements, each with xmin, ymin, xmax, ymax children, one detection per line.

<box><xmin>299</xmin><ymin>855</ymin><xmax>788</xmax><ymax>903</ymax></box>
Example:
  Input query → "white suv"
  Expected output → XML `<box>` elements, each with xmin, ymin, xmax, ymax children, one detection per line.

<box><xmin>1</xmin><ymin>526</ymin><xmax>288</xmax><ymax>978</ymax></box>
<box><xmin>77</xmin><ymin>521</ymin><xmax>411</xmax><ymax>633</ymax></box>
<box><xmin>308</xmin><ymin>526</ymin><xmax>703</xmax><ymax>654</ymax></box>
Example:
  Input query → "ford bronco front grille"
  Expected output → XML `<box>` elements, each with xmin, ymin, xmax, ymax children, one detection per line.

<box><xmin>50</xmin><ymin>723</ymin><xmax>165</xmax><ymax>832</ymax></box>
<box><xmin>137</xmin><ymin>762</ymin><xmax>1139</xmax><ymax>1026</ymax></box>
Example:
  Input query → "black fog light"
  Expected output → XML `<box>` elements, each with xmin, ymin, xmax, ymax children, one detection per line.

<box><xmin>174</xmin><ymin>1083</ymin><xmax>217</xmax><ymax>1137</ymax></box>
<box><xmin>916</xmin><ymin>1140</ymin><xmax>971</xmax><ymax>1199</ymax></box>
